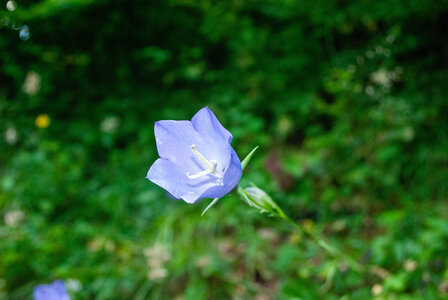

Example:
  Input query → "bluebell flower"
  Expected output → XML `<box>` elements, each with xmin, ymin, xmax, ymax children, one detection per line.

<box><xmin>33</xmin><ymin>280</ymin><xmax>70</xmax><ymax>300</ymax></box>
<box><xmin>146</xmin><ymin>107</ymin><xmax>242</xmax><ymax>203</ymax></box>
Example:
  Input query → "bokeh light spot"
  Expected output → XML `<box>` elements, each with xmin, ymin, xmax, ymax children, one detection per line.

<box><xmin>19</xmin><ymin>24</ymin><xmax>30</xmax><ymax>41</ymax></box>
<box><xmin>6</xmin><ymin>0</ymin><xmax>17</xmax><ymax>11</ymax></box>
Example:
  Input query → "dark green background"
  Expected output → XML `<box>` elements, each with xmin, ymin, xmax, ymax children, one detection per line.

<box><xmin>1</xmin><ymin>0</ymin><xmax>447</xmax><ymax>299</ymax></box>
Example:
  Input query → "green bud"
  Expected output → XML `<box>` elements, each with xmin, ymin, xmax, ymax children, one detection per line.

<box><xmin>245</xmin><ymin>187</ymin><xmax>273</xmax><ymax>209</ymax></box>
<box><xmin>237</xmin><ymin>185</ymin><xmax>286</xmax><ymax>218</ymax></box>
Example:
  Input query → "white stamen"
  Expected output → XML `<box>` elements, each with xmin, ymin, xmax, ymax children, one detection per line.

<box><xmin>186</xmin><ymin>169</ymin><xmax>213</xmax><ymax>179</ymax></box>
<box><xmin>186</xmin><ymin>145</ymin><xmax>222</xmax><ymax>180</ymax></box>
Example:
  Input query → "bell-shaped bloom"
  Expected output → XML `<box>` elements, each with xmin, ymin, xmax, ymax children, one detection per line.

<box><xmin>146</xmin><ymin>107</ymin><xmax>242</xmax><ymax>203</ymax></box>
<box><xmin>33</xmin><ymin>280</ymin><xmax>70</xmax><ymax>300</ymax></box>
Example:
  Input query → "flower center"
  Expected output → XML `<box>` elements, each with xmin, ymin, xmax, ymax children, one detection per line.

<box><xmin>186</xmin><ymin>145</ymin><xmax>223</xmax><ymax>181</ymax></box>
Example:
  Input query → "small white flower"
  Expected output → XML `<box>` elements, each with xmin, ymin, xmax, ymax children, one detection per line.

<box><xmin>100</xmin><ymin>116</ymin><xmax>120</xmax><ymax>133</ymax></box>
<box><xmin>371</xmin><ymin>284</ymin><xmax>383</xmax><ymax>295</ymax></box>
<box><xmin>6</xmin><ymin>1</ymin><xmax>17</xmax><ymax>11</ymax></box>
<box><xmin>144</xmin><ymin>244</ymin><xmax>171</xmax><ymax>269</ymax></box>
<box><xmin>371</xmin><ymin>69</ymin><xmax>391</xmax><ymax>87</ymax></box>
<box><xmin>404</xmin><ymin>259</ymin><xmax>417</xmax><ymax>272</ymax></box>
<box><xmin>65</xmin><ymin>278</ymin><xmax>82</xmax><ymax>293</ymax></box>
<box><xmin>4</xmin><ymin>127</ymin><xmax>18</xmax><ymax>145</ymax></box>
<box><xmin>147</xmin><ymin>267</ymin><xmax>168</xmax><ymax>280</ymax></box>
<box><xmin>4</xmin><ymin>210</ymin><xmax>25</xmax><ymax>227</ymax></box>
<box><xmin>22</xmin><ymin>71</ymin><xmax>41</xmax><ymax>96</ymax></box>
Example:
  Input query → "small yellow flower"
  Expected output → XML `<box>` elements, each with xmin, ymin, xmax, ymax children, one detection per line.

<box><xmin>35</xmin><ymin>114</ymin><xmax>50</xmax><ymax>128</ymax></box>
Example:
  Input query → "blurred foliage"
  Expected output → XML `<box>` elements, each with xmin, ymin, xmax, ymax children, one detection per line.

<box><xmin>1</xmin><ymin>0</ymin><xmax>448</xmax><ymax>299</ymax></box>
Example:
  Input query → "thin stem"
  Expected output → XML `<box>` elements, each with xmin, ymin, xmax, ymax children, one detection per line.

<box><xmin>237</xmin><ymin>185</ymin><xmax>390</xmax><ymax>277</ymax></box>
<box><xmin>276</xmin><ymin>207</ymin><xmax>391</xmax><ymax>277</ymax></box>
<box><xmin>283</xmin><ymin>217</ymin><xmax>364</xmax><ymax>273</ymax></box>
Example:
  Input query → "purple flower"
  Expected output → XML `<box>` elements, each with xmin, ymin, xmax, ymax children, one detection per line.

<box><xmin>146</xmin><ymin>107</ymin><xmax>242</xmax><ymax>203</ymax></box>
<box><xmin>33</xmin><ymin>280</ymin><xmax>70</xmax><ymax>300</ymax></box>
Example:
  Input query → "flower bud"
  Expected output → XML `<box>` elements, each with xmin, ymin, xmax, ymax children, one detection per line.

<box><xmin>239</xmin><ymin>186</ymin><xmax>285</xmax><ymax>218</ymax></box>
<box><xmin>245</xmin><ymin>187</ymin><xmax>271</xmax><ymax>206</ymax></box>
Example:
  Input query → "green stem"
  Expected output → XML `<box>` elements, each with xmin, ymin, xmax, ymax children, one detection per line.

<box><xmin>279</xmin><ymin>207</ymin><xmax>390</xmax><ymax>278</ymax></box>
<box><xmin>282</xmin><ymin>216</ymin><xmax>365</xmax><ymax>273</ymax></box>
<box><xmin>236</xmin><ymin>184</ymin><xmax>378</xmax><ymax>275</ymax></box>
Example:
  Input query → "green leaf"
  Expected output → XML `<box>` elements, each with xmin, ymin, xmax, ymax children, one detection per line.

<box><xmin>241</xmin><ymin>146</ymin><xmax>259</xmax><ymax>171</ymax></box>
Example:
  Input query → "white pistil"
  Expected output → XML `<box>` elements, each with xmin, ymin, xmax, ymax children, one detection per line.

<box><xmin>186</xmin><ymin>145</ymin><xmax>222</xmax><ymax>180</ymax></box>
<box><xmin>190</xmin><ymin>145</ymin><xmax>213</xmax><ymax>169</ymax></box>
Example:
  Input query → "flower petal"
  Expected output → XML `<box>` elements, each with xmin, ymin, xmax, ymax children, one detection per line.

<box><xmin>191</xmin><ymin>107</ymin><xmax>233</xmax><ymax>144</ymax></box>
<box><xmin>146</xmin><ymin>158</ymin><xmax>218</xmax><ymax>203</ymax></box>
<box><xmin>154</xmin><ymin>120</ymin><xmax>200</xmax><ymax>164</ymax></box>
<box><xmin>191</xmin><ymin>107</ymin><xmax>232</xmax><ymax>169</ymax></box>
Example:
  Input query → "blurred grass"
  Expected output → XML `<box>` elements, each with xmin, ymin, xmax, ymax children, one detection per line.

<box><xmin>1</xmin><ymin>0</ymin><xmax>448</xmax><ymax>299</ymax></box>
